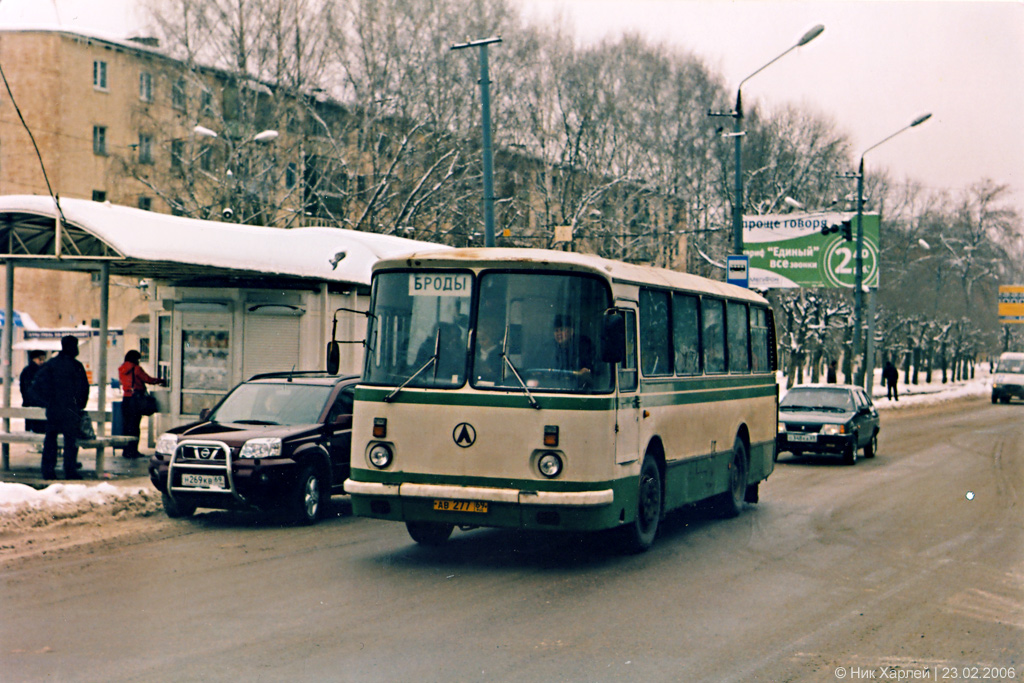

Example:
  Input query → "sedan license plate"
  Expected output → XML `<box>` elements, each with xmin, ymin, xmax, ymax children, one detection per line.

<box><xmin>788</xmin><ymin>433</ymin><xmax>817</xmax><ymax>443</ymax></box>
<box><xmin>433</xmin><ymin>499</ymin><xmax>488</xmax><ymax>514</ymax></box>
<box><xmin>181</xmin><ymin>473</ymin><xmax>226</xmax><ymax>489</ymax></box>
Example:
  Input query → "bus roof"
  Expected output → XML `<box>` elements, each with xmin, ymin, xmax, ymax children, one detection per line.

<box><xmin>373</xmin><ymin>247</ymin><xmax>768</xmax><ymax>304</ymax></box>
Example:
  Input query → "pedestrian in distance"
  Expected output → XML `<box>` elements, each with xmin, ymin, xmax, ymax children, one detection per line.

<box><xmin>826</xmin><ymin>360</ymin><xmax>838</xmax><ymax>384</ymax></box>
<box><xmin>31</xmin><ymin>335</ymin><xmax>89</xmax><ymax>479</ymax></box>
<box><xmin>19</xmin><ymin>350</ymin><xmax>47</xmax><ymax>433</ymax></box>
<box><xmin>118</xmin><ymin>350</ymin><xmax>165</xmax><ymax>459</ymax></box>
<box><xmin>883</xmin><ymin>360</ymin><xmax>899</xmax><ymax>401</ymax></box>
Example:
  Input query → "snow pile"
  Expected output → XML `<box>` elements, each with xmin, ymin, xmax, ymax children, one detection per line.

<box><xmin>0</xmin><ymin>482</ymin><xmax>161</xmax><ymax>533</ymax></box>
<box><xmin>0</xmin><ymin>481</ymin><xmax>148</xmax><ymax>513</ymax></box>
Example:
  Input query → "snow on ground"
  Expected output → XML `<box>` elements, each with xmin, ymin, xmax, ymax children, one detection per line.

<box><xmin>0</xmin><ymin>481</ymin><xmax>149</xmax><ymax>513</ymax></box>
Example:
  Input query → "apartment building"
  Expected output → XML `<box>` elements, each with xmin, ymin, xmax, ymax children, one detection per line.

<box><xmin>0</xmin><ymin>27</ymin><xmax>687</xmax><ymax>329</ymax></box>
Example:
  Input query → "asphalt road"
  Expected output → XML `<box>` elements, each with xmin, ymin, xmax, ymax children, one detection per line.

<box><xmin>2</xmin><ymin>397</ymin><xmax>1021</xmax><ymax>682</ymax></box>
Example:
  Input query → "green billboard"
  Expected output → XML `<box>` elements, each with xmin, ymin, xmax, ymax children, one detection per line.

<box><xmin>743</xmin><ymin>212</ymin><xmax>880</xmax><ymax>289</ymax></box>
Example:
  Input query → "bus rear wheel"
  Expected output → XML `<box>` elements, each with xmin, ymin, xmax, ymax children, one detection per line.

<box><xmin>406</xmin><ymin>521</ymin><xmax>454</xmax><ymax>546</ymax></box>
<box><xmin>717</xmin><ymin>438</ymin><xmax>748</xmax><ymax>518</ymax></box>
<box><xmin>620</xmin><ymin>454</ymin><xmax>662</xmax><ymax>553</ymax></box>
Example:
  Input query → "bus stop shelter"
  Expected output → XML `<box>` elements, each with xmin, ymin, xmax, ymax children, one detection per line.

<box><xmin>0</xmin><ymin>194</ymin><xmax>443</xmax><ymax>475</ymax></box>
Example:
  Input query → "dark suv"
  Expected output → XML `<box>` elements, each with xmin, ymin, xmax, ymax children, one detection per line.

<box><xmin>149</xmin><ymin>372</ymin><xmax>358</xmax><ymax>524</ymax></box>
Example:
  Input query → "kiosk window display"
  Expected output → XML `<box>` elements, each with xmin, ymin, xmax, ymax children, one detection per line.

<box><xmin>181</xmin><ymin>329</ymin><xmax>230</xmax><ymax>415</ymax></box>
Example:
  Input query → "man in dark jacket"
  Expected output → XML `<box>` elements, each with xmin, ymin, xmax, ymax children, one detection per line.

<box><xmin>31</xmin><ymin>336</ymin><xmax>90</xmax><ymax>479</ymax></box>
<box><xmin>19</xmin><ymin>350</ymin><xmax>47</xmax><ymax>433</ymax></box>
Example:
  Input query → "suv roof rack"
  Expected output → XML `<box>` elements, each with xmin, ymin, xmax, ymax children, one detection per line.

<box><xmin>247</xmin><ymin>370</ymin><xmax>359</xmax><ymax>382</ymax></box>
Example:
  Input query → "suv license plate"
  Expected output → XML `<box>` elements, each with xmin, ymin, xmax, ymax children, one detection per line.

<box><xmin>181</xmin><ymin>473</ymin><xmax>226</xmax><ymax>489</ymax></box>
<box><xmin>788</xmin><ymin>433</ymin><xmax>817</xmax><ymax>443</ymax></box>
<box><xmin>433</xmin><ymin>499</ymin><xmax>488</xmax><ymax>513</ymax></box>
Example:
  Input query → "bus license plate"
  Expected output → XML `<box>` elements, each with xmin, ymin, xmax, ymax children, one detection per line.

<box><xmin>181</xmin><ymin>473</ymin><xmax>225</xmax><ymax>489</ymax></box>
<box><xmin>788</xmin><ymin>433</ymin><xmax>817</xmax><ymax>443</ymax></box>
<box><xmin>433</xmin><ymin>499</ymin><xmax>488</xmax><ymax>514</ymax></box>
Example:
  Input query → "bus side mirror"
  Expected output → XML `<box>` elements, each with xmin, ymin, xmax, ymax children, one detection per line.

<box><xmin>601</xmin><ymin>311</ymin><xmax>626</xmax><ymax>364</ymax></box>
<box><xmin>326</xmin><ymin>341</ymin><xmax>341</xmax><ymax>375</ymax></box>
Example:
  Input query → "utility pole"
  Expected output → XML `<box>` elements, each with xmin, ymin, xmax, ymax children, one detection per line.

<box><xmin>451</xmin><ymin>36</ymin><xmax>502</xmax><ymax>248</ymax></box>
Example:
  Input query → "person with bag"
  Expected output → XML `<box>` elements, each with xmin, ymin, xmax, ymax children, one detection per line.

<box><xmin>118</xmin><ymin>350</ymin><xmax>165</xmax><ymax>459</ymax></box>
<box><xmin>31</xmin><ymin>335</ymin><xmax>89</xmax><ymax>479</ymax></box>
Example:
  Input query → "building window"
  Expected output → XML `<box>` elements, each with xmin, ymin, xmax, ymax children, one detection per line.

<box><xmin>200</xmin><ymin>90</ymin><xmax>214</xmax><ymax>116</ymax></box>
<box><xmin>92</xmin><ymin>126</ymin><xmax>107</xmax><ymax>156</ymax></box>
<box><xmin>170</xmin><ymin>139</ymin><xmax>184</xmax><ymax>170</ymax></box>
<box><xmin>138</xmin><ymin>133</ymin><xmax>153</xmax><ymax>164</ymax></box>
<box><xmin>138</xmin><ymin>196</ymin><xmax>152</xmax><ymax>211</ymax></box>
<box><xmin>92</xmin><ymin>190</ymin><xmax>106</xmax><ymax>202</ymax></box>
<box><xmin>139</xmin><ymin>72</ymin><xmax>153</xmax><ymax>102</ymax></box>
<box><xmin>171</xmin><ymin>78</ymin><xmax>187</xmax><ymax>111</ymax></box>
<box><xmin>93</xmin><ymin>60</ymin><xmax>108</xmax><ymax>90</ymax></box>
<box><xmin>198</xmin><ymin>143</ymin><xmax>213</xmax><ymax>172</ymax></box>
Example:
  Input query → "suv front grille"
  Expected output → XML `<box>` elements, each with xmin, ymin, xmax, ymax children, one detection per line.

<box><xmin>176</xmin><ymin>443</ymin><xmax>229</xmax><ymax>463</ymax></box>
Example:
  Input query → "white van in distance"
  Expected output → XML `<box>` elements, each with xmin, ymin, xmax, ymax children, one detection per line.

<box><xmin>991</xmin><ymin>352</ymin><xmax>1024</xmax><ymax>403</ymax></box>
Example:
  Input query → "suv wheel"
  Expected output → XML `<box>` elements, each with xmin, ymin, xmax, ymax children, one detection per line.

<box><xmin>294</xmin><ymin>465</ymin><xmax>326</xmax><ymax>525</ymax></box>
<box><xmin>162</xmin><ymin>491</ymin><xmax>196</xmax><ymax>519</ymax></box>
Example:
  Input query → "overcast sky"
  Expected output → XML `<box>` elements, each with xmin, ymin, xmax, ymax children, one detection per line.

<box><xmin>1</xmin><ymin>0</ymin><xmax>1022</xmax><ymax>210</ymax></box>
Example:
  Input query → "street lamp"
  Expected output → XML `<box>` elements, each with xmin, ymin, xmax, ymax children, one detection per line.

<box><xmin>451</xmin><ymin>36</ymin><xmax>502</xmax><ymax>248</ymax></box>
<box><xmin>852</xmin><ymin>112</ymin><xmax>932</xmax><ymax>389</ymax></box>
<box><xmin>192</xmin><ymin>126</ymin><xmax>280</xmax><ymax>222</ymax></box>
<box><xmin>715</xmin><ymin>24</ymin><xmax>824</xmax><ymax>256</ymax></box>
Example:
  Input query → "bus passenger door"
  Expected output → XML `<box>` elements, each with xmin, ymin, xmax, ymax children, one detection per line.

<box><xmin>615</xmin><ymin>309</ymin><xmax>640</xmax><ymax>465</ymax></box>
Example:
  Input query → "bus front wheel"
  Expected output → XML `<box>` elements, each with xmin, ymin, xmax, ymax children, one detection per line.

<box><xmin>620</xmin><ymin>455</ymin><xmax>662</xmax><ymax>553</ymax></box>
<box><xmin>406</xmin><ymin>521</ymin><xmax>454</xmax><ymax>546</ymax></box>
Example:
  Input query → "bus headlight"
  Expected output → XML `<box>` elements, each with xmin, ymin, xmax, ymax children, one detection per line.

<box><xmin>538</xmin><ymin>452</ymin><xmax>563</xmax><ymax>478</ymax></box>
<box><xmin>368</xmin><ymin>443</ymin><xmax>393</xmax><ymax>469</ymax></box>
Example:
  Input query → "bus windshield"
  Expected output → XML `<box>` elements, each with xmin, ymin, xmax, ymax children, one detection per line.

<box><xmin>363</xmin><ymin>269</ymin><xmax>614</xmax><ymax>393</ymax></box>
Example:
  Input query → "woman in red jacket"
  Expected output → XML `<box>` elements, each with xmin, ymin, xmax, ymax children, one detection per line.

<box><xmin>118</xmin><ymin>350</ymin><xmax>164</xmax><ymax>459</ymax></box>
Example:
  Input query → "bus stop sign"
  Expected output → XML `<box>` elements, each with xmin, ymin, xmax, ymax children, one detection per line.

<box><xmin>727</xmin><ymin>255</ymin><xmax>749</xmax><ymax>288</ymax></box>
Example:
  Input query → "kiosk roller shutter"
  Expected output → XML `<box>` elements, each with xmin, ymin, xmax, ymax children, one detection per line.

<box><xmin>243</xmin><ymin>315</ymin><xmax>300</xmax><ymax>379</ymax></box>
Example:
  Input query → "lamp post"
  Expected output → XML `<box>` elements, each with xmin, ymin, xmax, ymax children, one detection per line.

<box><xmin>451</xmin><ymin>36</ymin><xmax>502</xmax><ymax>248</ymax></box>
<box><xmin>714</xmin><ymin>24</ymin><xmax>824</xmax><ymax>256</ymax></box>
<box><xmin>193</xmin><ymin>126</ymin><xmax>279</xmax><ymax>222</ymax></box>
<box><xmin>852</xmin><ymin>113</ymin><xmax>932</xmax><ymax>389</ymax></box>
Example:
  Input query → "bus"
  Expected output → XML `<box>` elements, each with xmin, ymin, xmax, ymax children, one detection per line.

<box><xmin>344</xmin><ymin>248</ymin><xmax>778</xmax><ymax>551</ymax></box>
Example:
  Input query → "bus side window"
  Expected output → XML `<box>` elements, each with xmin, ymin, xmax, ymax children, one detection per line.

<box><xmin>750</xmin><ymin>307</ymin><xmax>769</xmax><ymax>373</ymax></box>
<box><xmin>701</xmin><ymin>298</ymin><xmax>726</xmax><ymax>374</ymax></box>
<box><xmin>618</xmin><ymin>310</ymin><xmax>638</xmax><ymax>392</ymax></box>
<box><xmin>726</xmin><ymin>301</ymin><xmax>750</xmax><ymax>373</ymax></box>
<box><xmin>639</xmin><ymin>288</ymin><xmax>672</xmax><ymax>376</ymax></box>
<box><xmin>673</xmin><ymin>293</ymin><xmax>700</xmax><ymax>375</ymax></box>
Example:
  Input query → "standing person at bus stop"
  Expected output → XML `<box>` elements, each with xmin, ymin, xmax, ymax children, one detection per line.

<box><xmin>19</xmin><ymin>350</ymin><xmax>48</xmax><ymax>433</ymax></box>
<box><xmin>31</xmin><ymin>335</ymin><xmax>89</xmax><ymax>480</ymax></box>
<box><xmin>118</xmin><ymin>350</ymin><xmax>165</xmax><ymax>459</ymax></box>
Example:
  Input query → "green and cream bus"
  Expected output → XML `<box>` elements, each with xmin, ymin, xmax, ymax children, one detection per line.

<box><xmin>344</xmin><ymin>248</ymin><xmax>778</xmax><ymax>551</ymax></box>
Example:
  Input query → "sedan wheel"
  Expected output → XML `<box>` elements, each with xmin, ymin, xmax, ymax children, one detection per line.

<box><xmin>864</xmin><ymin>432</ymin><xmax>878</xmax><ymax>459</ymax></box>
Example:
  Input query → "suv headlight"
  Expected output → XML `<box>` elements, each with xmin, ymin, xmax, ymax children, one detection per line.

<box><xmin>156</xmin><ymin>433</ymin><xmax>178</xmax><ymax>456</ymax></box>
<box><xmin>239</xmin><ymin>438</ymin><xmax>282</xmax><ymax>459</ymax></box>
<box><xmin>820</xmin><ymin>424</ymin><xmax>845</xmax><ymax>436</ymax></box>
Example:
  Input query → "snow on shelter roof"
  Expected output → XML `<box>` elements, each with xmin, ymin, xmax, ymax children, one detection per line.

<box><xmin>0</xmin><ymin>195</ymin><xmax>449</xmax><ymax>285</ymax></box>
